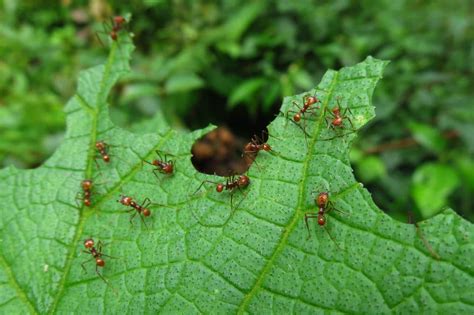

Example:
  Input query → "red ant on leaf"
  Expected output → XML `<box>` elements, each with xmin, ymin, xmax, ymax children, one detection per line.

<box><xmin>118</xmin><ymin>195</ymin><xmax>153</xmax><ymax>228</ymax></box>
<box><xmin>76</xmin><ymin>179</ymin><xmax>93</xmax><ymax>207</ymax></box>
<box><xmin>143</xmin><ymin>150</ymin><xmax>175</xmax><ymax>179</ymax></box>
<box><xmin>192</xmin><ymin>174</ymin><xmax>250</xmax><ymax>226</ymax></box>
<box><xmin>95</xmin><ymin>140</ymin><xmax>111</xmax><ymax>165</ymax></box>
<box><xmin>242</xmin><ymin>131</ymin><xmax>277</xmax><ymax>170</ymax></box>
<box><xmin>194</xmin><ymin>174</ymin><xmax>250</xmax><ymax>209</ymax></box>
<box><xmin>321</xmin><ymin>97</ymin><xmax>356</xmax><ymax>141</ymax></box>
<box><xmin>81</xmin><ymin>238</ymin><xmax>115</xmax><ymax>284</ymax></box>
<box><xmin>304</xmin><ymin>191</ymin><xmax>348</xmax><ymax>250</ymax></box>
<box><xmin>325</xmin><ymin>97</ymin><xmax>354</xmax><ymax>130</ymax></box>
<box><xmin>109</xmin><ymin>16</ymin><xmax>127</xmax><ymax>41</ymax></box>
<box><xmin>96</xmin><ymin>15</ymin><xmax>128</xmax><ymax>45</ymax></box>
<box><xmin>284</xmin><ymin>94</ymin><xmax>320</xmax><ymax>144</ymax></box>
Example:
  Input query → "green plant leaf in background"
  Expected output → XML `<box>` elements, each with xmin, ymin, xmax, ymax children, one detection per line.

<box><xmin>412</xmin><ymin>163</ymin><xmax>461</xmax><ymax>218</ymax></box>
<box><xmin>0</xmin><ymin>32</ymin><xmax>473</xmax><ymax>314</ymax></box>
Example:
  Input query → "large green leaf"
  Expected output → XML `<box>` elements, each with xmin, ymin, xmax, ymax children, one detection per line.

<box><xmin>0</xmin><ymin>31</ymin><xmax>473</xmax><ymax>314</ymax></box>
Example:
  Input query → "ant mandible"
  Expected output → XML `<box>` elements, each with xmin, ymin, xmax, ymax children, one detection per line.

<box><xmin>143</xmin><ymin>150</ymin><xmax>175</xmax><ymax>179</ymax></box>
<box><xmin>194</xmin><ymin>174</ymin><xmax>250</xmax><ymax>210</ymax></box>
<box><xmin>304</xmin><ymin>191</ymin><xmax>346</xmax><ymax>250</ymax></box>
<box><xmin>76</xmin><ymin>179</ymin><xmax>93</xmax><ymax>207</ymax></box>
<box><xmin>118</xmin><ymin>195</ymin><xmax>152</xmax><ymax>228</ymax></box>
<box><xmin>81</xmin><ymin>238</ymin><xmax>113</xmax><ymax>283</ymax></box>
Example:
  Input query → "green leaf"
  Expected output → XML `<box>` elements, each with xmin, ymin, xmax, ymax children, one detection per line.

<box><xmin>1</xmin><ymin>42</ymin><xmax>473</xmax><ymax>315</ymax></box>
<box><xmin>412</xmin><ymin>163</ymin><xmax>460</xmax><ymax>217</ymax></box>
<box><xmin>355</xmin><ymin>155</ymin><xmax>387</xmax><ymax>183</ymax></box>
<box><xmin>228</xmin><ymin>78</ymin><xmax>266</xmax><ymax>109</ymax></box>
<box><xmin>165</xmin><ymin>72</ymin><xmax>204</xmax><ymax>94</ymax></box>
<box><xmin>408</xmin><ymin>121</ymin><xmax>446</xmax><ymax>153</ymax></box>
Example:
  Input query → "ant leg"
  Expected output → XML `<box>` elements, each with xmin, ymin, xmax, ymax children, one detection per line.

<box><xmin>81</xmin><ymin>258</ymin><xmax>93</xmax><ymax>272</ymax></box>
<box><xmin>75</xmin><ymin>193</ymin><xmax>83</xmax><ymax>208</ymax></box>
<box><xmin>151</xmin><ymin>169</ymin><xmax>163</xmax><ymax>182</ymax></box>
<box><xmin>93</xmin><ymin>156</ymin><xmax>101</xmax><ymax>169</ymax></box>
<box><xmin>129</xmin><ymin>211</ymin><xmax>138</xmax><ymax>225</ymax></box>
<box><xmin>141</xmin><ymin>198</ymin><xmax>152</xmax><ymax>208</ymax></box>
<box><xmin>408</xmin><ymin>211</ymin><xmax>440</xmax><ymax>259</ymax></box>
<box><xmin>327</xmin><ymin>203</ymin><xmax>351</xmax><ymax>217</ymax></box>
<box><xmin>322</xmin><ymin>225</ymin><xmax>343</xmax><ymax>251</ymax></box>
<box><xmin>301</xmin><ymin>114</ymin><xmax>310</xmax><ymax>147</ymax></box>
<box><xmin>139</xmin><ymin>213</ymin><xmax>149</xmax><ymax>230</ymax></box>
<box><xmin>142</xmin><ymin>159</ymin><xmax>154</xmax><ymax>166</ymax></box>
<box><xmin>155</xmin><ymin>150</ymin><xmax>164</xmax><ymax>162</ymax></box>
<box><xmin>291</xmin><ymin>101</ymin><xmax>303</xmax><ymax>111</ymax></box>
<box><xmin>304</xmin><ymin>213</ymin><xmax>318</xmax><ymax>240</ymax></box>
<box><xmin>193</xmin><ymin>180</ymin><xmax>219</xmax><ymax>195</ymax></box>
<box><xmin>242</xmin><ymin>151</ymin><xmax>262</xmax><ymax>172</ymax></box>
<box><xmin>232</xmin><ymin>186</ymin><xmax>248</xmax><ymax>211</ymax></box>
<box><xmin>95</xmin><ymin>265</ymin><xmax>109</xmax><ymax>284</ymax></box>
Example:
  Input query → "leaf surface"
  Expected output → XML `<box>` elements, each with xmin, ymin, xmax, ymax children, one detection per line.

<box><xmin>0</xmin><ymin>34</ymin><xmax>473</xmax><ymax>315</ymax></box>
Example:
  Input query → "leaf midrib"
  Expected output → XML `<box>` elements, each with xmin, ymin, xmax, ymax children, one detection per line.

<box><xmin>47</xmin><ymin>43</ymin><xmax>121</xmax><ymax>314</ymax></box>
<box><xmin>237</xmin><ymin>72</ymin><xmax>340</xmax><ymax>313</ymax></box>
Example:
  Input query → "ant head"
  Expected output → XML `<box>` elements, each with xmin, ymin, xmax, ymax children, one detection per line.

<box><xmin>262</xmin><ymin>143</ymin><xmax>271</xmax><ymax>151</ymax></box>
<box><xmin>114</xmin><ymin>16</ymin><xmax>126</xmax><ymax>25</ymax></box>
<box><xmin>216</xmin><ymin>184</ymin><xmax>224</xmax><ymax>193</ymax></box>
<box><xmin>316</xmin><ymin>192</ymin><xmax>329</xmax><ymax>207</ymax></box>
<box><xmin>103</xmin><ymin>155</ymin><xmax>110</xmax><ymax>162</ymax></box>
<box><xmin>84</xmin><ymin>199</ymin><xmax>91</xmax><ymax>207</ymax></box>
<box><xmin>163</xmin><ymin>163</ymin><xmax>173</xmax><ymax>174</ymax></box>
<box><xmin>110</xmin><ymin>31</ymin><xmax>118</xmax><ymax>41</ymax></box>
<box><xmin>84</xmin><ymin>239</ymin><xmax>95</xmax><ymax>248</ymax></box>
<box><xmin>293</xmin><ymin>113</ymin><xmax>301</xmax><ymax>122</ymax></box>
<box><xmin>81</xmin><ymin>179</ymin><xmax>93</xmax><ymax>190</ymax></box>
<box><xmin>332</xmin><ymin>117</ymin><xmax>343</xmax><ymax>126</ymax></box>
<box><xmin>95</xmin><ymin>141</ymin><xmax>105</xmax><ymax>150</ymax></box>
<box><xmin>119</xmin><ymin>196</ymin><xmax>132</xmax><ymax>206</ymax></box>
<box><xmin>239</xmin><ymin>175</ymin><xmax>250</xmax><ymax>187</ymax></box>
<box><xmin>305</xmin><ymin>96</ymin><xmax>319</xmax><ymax>106</ymax></box>
<box><xmin>244</xmin><ymin>142</ymin><xmax>256</xmax><ymax>152</ymax></box>
<box><xmin>332</xmin><ymin>106</ymin><xmax>341</xmax><ymax>114</ymax></box>
<box><xmin>96</xmin><ymin>258</ymin><xmax>105</xmax><ymax>267</ymax></box>
<box><xmin>143</xmin><ymin>208</ymin><xmax>151</xmax><ymax>217</ymax></box>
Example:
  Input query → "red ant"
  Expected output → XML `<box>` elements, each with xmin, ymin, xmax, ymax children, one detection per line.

<box><xmin>304</xmin><ymin>191</ymin><xmax>347</xmax><ymax>250</ymax></box>
<box><xmin>118</xmin><ymin>195</ymin><xmax>152</xmax><ymax>228</ymax></box>
<box><xmin>76</xmin><ymin>179</ymin><xmax>93</xmax><ymax>207</ymax></box>
<box><xmin>143</xmin><ymin>150</ymin><xmax>175</xmax><ymax>178</ymax></box>
<box><xmin>408</xmin><ymin>211</ymin><xmax>440</xmax><ymax>260</ymax></box>
<box><xmin>109</xmin><ymin>16</ymin><xmax>127</xmax><ymax>41</ymax></box>
<box><xmin>322</xmin><ymin>97</ymin><xmax>355</xmax><ymax>134</ymax></box>
<box><xmin>291</xmin><ymin>95</ymin><xmax>320</xmax><ymax>122</ymax></box>
<box><xmin>95</xmin><ymin>140</ymin><xmax>110</xmax><ymax>164</ymax></box>
<box><xmin>285</xmin><ymin>94</ymin><xmax>320</xmax><ymax>144</ymax></box>
<box><xmin>96</xmin><ymin>15</ymin><xmax>128</xmax><ymax>45</ymax></box>
<box><xmin>194</xmin><ymin>174</ymin><xmax>250</xmax><ymax>210</ymax></box>
<box><xmin>81</xmin><ymin>238</ymin><xmax>113</xmax><ymax>283</ymax></box>
<box><xmin>242</xmin><ymin>132</ymin><xmax>276</xmax><ymax>169</ymax></box>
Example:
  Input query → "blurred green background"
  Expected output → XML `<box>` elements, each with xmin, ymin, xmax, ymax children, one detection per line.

<box><xmin>0</xmin><ymin>0</ymin><xmax>473</xmax><ymax>222</ymax></box>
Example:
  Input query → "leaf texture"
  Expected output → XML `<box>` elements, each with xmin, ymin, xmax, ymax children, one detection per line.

<box><xmin>0</xmin><ymin>32</ymin><xmax>473</xmax><ymax>315</ymax></box>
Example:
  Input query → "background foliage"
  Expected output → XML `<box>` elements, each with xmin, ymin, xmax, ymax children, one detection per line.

<box><xmin>0</xmin><ymin>0</ymin><xmax>473</xmax><ymax>223</ymax></box>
